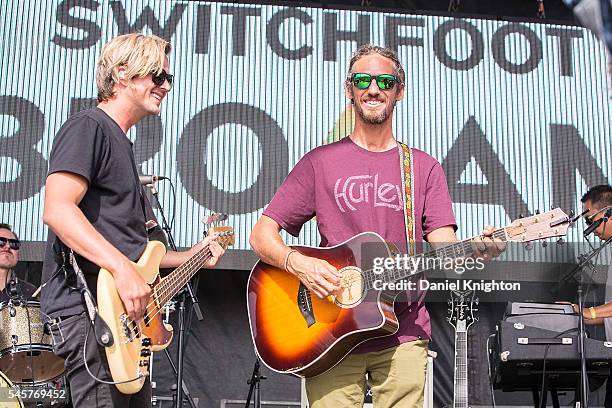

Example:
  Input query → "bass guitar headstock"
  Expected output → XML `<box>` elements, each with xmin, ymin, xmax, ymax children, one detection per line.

<box><xmin>204</xmin><ymin>212</ymin><xmax>235</xmax><ymax>248</ymax></box>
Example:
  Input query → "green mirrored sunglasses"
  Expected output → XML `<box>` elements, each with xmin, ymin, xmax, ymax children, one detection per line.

<box><xmin>351</xmin><ymin>73</ymin><xmax>399</xmax><ymax>90</ymax></box>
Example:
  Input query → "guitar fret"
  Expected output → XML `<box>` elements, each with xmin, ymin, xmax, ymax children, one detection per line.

<box><xmin>157</xmin><ymin>237</ymin><xmax>231</xmax><ymax>306</ymax></box>
<box><xmin>362</xmin><ymin>227</ymin><xmax>510</xmax><ymax>291</ymax></box>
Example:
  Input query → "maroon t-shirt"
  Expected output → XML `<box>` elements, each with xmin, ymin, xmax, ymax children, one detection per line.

<box><xmin>262</xmin><ymin>137</ymin><xmax>456</xmax><ymax>352</ymax></box>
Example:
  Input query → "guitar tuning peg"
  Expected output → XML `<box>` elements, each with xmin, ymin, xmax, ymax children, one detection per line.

<box><xmin>557</xmin><ymin>238</ymin><xmax>565</xmax><ymax>245</ymax></box>
<box><xmin>524</xmin><ymin>242</ymin><xmax>534</xmax><ymax>251</ymax></box>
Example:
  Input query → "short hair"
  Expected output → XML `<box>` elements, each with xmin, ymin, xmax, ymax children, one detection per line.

<box><xmin>96</xmin><ymin>33</ymin><xmax>171</xmax><ymax>102</ymax></box>
<box><xmin>0</xmin><ymin>223</ymin><xmax>18</xmax><ymax>240</ymax></box>
<box><xmin>345</xmin><ymin>44</ymin><xmax>406</xmax><ymax>88</ymax></box>
<box><xmin>581</xmin><ymin>184</ymin><xmax>612</xmax><ymax>209</ymax></box>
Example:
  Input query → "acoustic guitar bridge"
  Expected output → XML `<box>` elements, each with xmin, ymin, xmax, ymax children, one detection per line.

<box><xmin>297</xmin><ymin>283</ymin><xmax>316</xmax><ymax>327</ymax></box>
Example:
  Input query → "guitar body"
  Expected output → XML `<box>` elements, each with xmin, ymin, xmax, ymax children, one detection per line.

<box><xmin>248</xmin><ymin>209</ymin><xmax>571</xmax><ymax>379</ymax></box>
<box><xmin>97</xmin><ymin>240</ymin><xmax>174</xmax><ymax>394</ymax></box>
<box><xmin>247</xmin><ymin>232</ymin><xmax>401</xmax><ymax>378</ymax></box>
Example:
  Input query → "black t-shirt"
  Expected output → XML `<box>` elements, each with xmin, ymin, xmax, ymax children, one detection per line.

<box><xmin>41</xmin><ymin>107</ymin><xmax>151</xmax><ymax>319</ymax></box>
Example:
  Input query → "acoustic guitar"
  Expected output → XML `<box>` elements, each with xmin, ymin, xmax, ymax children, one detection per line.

<box><xmin>247</xmin><ymin>209</ymin><xmax>570</xmax><ymax>378</ymax></box>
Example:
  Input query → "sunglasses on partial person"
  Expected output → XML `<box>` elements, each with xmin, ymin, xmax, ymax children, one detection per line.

<box><xmin>351</xmin><ymin>73</ymin><xmax>400</xmax><ymax>90</ymax></box>
<box><xmin>584</xmin><ymin>206</ymin><xmax>612</xmax><ymax>226</ymax></box>
<box><xmin>0</xmin><ymin>237</ymin><xmax>20</xmax><ymax>250</ymax></box>
<box><xmin>151</xmin><ymin>70</ymin><xmax>174</xmax><ymax>87</ymax></box>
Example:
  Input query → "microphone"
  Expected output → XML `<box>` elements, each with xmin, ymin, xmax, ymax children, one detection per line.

<box><xmin>584</xmin><ymin>218</ymin><xmax>603</xmax><ymax>237</ymax></box>
<box><xmin>8</xmin><ymin>274</ymin><xmax>21</xmax><ymax>297</ymax></box>
<box><xmin>139</xmin><ymin>175</ymin><xmax>168</xmax><ymax>185</ymax></box>
<box><xmin>570</xmin><ymin>209</ymin><xmax>589</xmax><ymax>224</ymax></box>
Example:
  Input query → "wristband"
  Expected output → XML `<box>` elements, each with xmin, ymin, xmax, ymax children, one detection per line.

<box><xmin>589</xmin><ymin>307</ymin><xmax>597</xmax><ymax>319</ymax></box>
<box><xmin>284</xmin><ymin>249</ymin><xmax>298</xmax><ymax>272</ymax></box>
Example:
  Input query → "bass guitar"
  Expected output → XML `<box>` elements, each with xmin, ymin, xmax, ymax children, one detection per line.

<box><xmin>247</xmin><ymin>209</ymin><xmax>570</xmax><ymax>378</ymax></box>
<box><xmin>98</xmin><ymin>220</ymin><xmax>234</xmax><ymax>394</ymax></box>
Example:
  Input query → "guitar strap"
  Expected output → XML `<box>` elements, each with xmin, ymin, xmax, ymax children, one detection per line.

<box><xmin>49</xmin><ymin>240</ymin><xmax>114</xmax><ymax>347</ymax></box>
<box><xmin>398</xmin><ymin>142</ymin><xmax>416</xmax><ymax>256</ymax></box>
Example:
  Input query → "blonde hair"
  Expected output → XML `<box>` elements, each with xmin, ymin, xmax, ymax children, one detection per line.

<box><xmin>96</xmin><ymin>33</ymin><xmax>171</xmax><ymax>102</ymax></box>
<box><xmin>345</xmin><ymin>44</ymin><xmax>405</xmax><ymax>88</ymax></box>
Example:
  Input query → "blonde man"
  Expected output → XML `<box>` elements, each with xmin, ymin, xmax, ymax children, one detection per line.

<box><xmin>41</xmin><ymin>33</ymin><xmax>224</xmax><ymax>407</ymax></box>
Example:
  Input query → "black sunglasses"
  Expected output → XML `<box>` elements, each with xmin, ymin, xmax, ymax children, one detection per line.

<box><xmin>585</xmin><ymin>206</ymin><xmax>612</xmax><ymax>226</ymax></box>
<box><xmin>351</xmin><ymin>73</ymin><xmax>400</xmax><ymax>90</ymax></box>
<box><xmin>151</xmin><ymin>70</ymin><xmax>174</xmax><ymax>87</ymax></box>
<box><xmin>0</xmin><ymin>237</ymin><xmax>20</xmax><ymax>250</ymax></box>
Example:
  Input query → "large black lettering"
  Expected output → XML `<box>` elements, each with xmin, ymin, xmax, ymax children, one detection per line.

<box><xmin>0</xmin><ymin>97</ymin><xmax>47</xmax><ymax>202</ymax></box>
<box><xmin>491</xmin><ymin>23</ymin><xmax>543</xmax><ymax>74</ymax></box>
<box><xmin>69</xmin><ymin>98</ymin><xmax>163</xmax><ymax>166</ymax></box>
<box><xmin>267</xmin><ymin>8</ymin><xmax>313</xmax><ymax>60</ymax></box>
<box><xmin>323</xmin><ymin>12</ymin><xmax>370</xmax><ymax>62</ymax></box>
<box><xmin>111</xmin><ymin>1</ymin><xmax>187</xmax><ymax>40</ymax></box>
<box><xmin>545</xmin><ymin>27</ymin><xmax>583</xmax><ymax>77</ymax></box>
<box><xmin>442</xmin><ymin>116</ymin><xmax>529</xmax><ymax>221</ymax></box>
<box><xmin>220</xmin><ymin>6</ymin><xmax>261</xmax><ymax>56</ymax></box>
<box><xmin>550</xmin><ymin>124</ymin><xmax>608</xmax><ymax>214</ymax></box>
<box><xmin>51</xmin><ymin>0</ymin><xmax>101</xmax><ymax>49</ymax></box>
<box><xmin>433</xmin><ymin>20</ymin><xmax>484</xmax><ymax>71</ymax></box>
<box><xmin>384</xmin><ymin>16</ymin><xmax>425</xmax><ymax>53</ymax></box>
<box><xmin>177</xmin><ymin>103</ymin><xmax>288</xmax><ymax>214</ymax></box>
<box><xmin>195</xmin><ymin>5</ymin><xmax>212</xmax><ymax>55</ymax></box>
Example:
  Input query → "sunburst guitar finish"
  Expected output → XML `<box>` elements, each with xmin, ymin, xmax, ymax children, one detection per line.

<box><xmin>247</xmin><ymin>232</ymin><xmax>400</xmax><ymax>378</ymax></box>
<box><xmin>247</xmin><ymin>209</ymin><xmax>571</xmax><ymax>378</ymax></box>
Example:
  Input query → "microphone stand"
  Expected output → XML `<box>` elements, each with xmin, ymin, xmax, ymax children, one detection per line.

<box><xmin>244</xmin><ymin>359</ymin><xmax>265</xmax><ymax>408</ymax></box>
<box><xmin>561</xmin><ymin>236</ymin><xmax>612</xmax><ymax>408</ymax></box>
<box><xmin>145</xmin><ymin>182</ymin><xmax>203</xmax><ymax>408</ymax></box>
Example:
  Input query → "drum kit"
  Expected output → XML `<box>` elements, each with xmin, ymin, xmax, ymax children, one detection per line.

<box><xmin>0</xmin><ymin>300</ymin><xmax>67</xmax><ymax>408</ymax></box>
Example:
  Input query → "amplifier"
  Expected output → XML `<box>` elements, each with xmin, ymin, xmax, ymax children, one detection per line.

<box><xmin>504</xmin><ymin>302</ymin><xmax>577</xmax><ymax>333</ymax></box>
<box><xmin>491</xmin><ymin>321</ymin><xmax>612</xmax><ymax>391</ymax></box>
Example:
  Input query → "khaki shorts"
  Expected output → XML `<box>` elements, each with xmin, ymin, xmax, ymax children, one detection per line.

<box><xmin>305</xmin><ymin>339</ymin><xmax>428</xmax><ymax>408</ymax></box>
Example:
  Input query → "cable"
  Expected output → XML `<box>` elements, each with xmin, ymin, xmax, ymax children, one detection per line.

<box><xmin>538</xmin><ymin>328</ymin><xmax>579</xmax><ymax>407</ymax></box>
<box><xmin>82</xmin><ymin>320</ymin><xmax>144</xmax><ymax>386</ymax></box>
<box><xmin>167</xmin><ymin>178</ymin><xmax>177</xmax><ymax>231</ymax></box>
<box><xmin>486</xmin><ymin>333</ymin><xmax>497</xmax><ymax>408</ymax></box>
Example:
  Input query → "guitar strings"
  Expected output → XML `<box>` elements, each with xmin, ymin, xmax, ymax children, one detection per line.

<box><xmin>125</xmin><ymin>246</ymin><xmax>214</xmax><ymax>342</ymax></box>
<box><xmin>124</xmin><ymin>236</ymin><xmax>231</xmax><ymax>342</ymax></box>
<box><xmin>358</xmin><ymin>229</ymin><xmax>507</xmax><ymax>290</ymax></box>
<box><xmin>126</xmin><ymin>229</ymin><xmax>504</xmax><ymax>341</ymax></box>
<box><xmin>154</xmin><ymin>234</ymin><xmax>231</xmax><ymax>305</ymax></box>
<box><xmin>156</xmin><ymin>233</ymin><xmax>233</xmax><ymax>302</ymax></box>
